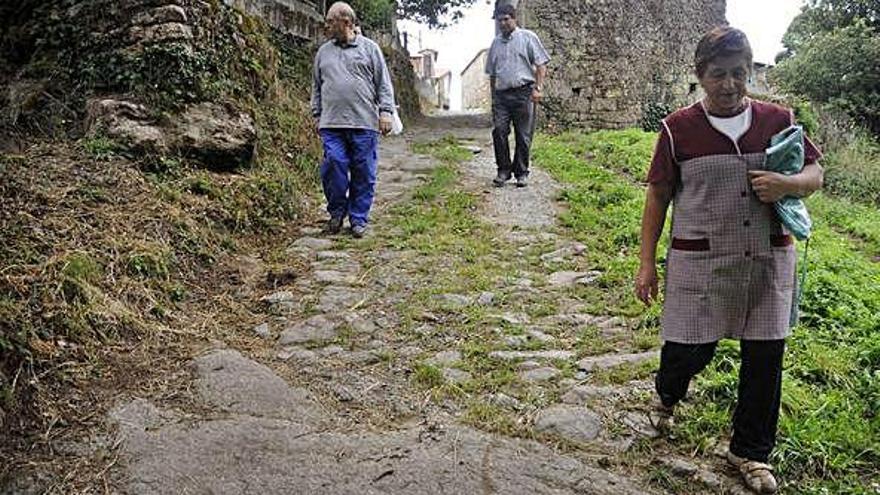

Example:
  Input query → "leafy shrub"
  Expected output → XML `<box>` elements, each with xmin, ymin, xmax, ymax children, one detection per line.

<box><xmin>639</xmin><ymin>101</ymin><xmax>676</xmax><ymax>133</ymax></box>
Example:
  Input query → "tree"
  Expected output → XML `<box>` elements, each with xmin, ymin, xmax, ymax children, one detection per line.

<box><xmin>397</xmin><ymin>0</ymin><xmax>479</xmax><ymax>28</ymax></box>
<box><xmin>774</xmin><ymin>0</ymin><xmax>880</xmax><ymax>133</ymax></box>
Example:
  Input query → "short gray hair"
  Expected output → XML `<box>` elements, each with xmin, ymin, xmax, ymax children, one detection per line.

<box><xmin>327</xmin><ymin>2</ymin><xmax>356</xmax><ymax>23</ymax></box>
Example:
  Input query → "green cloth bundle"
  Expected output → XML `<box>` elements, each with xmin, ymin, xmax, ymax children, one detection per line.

<box><xmin>764</xmin><ymin>125</ymin><xmax>812</xmax><ymax>241</ymax></box>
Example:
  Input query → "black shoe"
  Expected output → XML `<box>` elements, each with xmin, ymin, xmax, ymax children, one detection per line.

<box><xmin>516</xmin><ymin>176</ymin><xmax>528</xmax><ymax>188</ymax></box>
<box><xmin>324</xmin><ymin>216</ymin><xmax>343</xmax><ymax>234</ymax></box>
<box><xmin>351</xmin><ymin>224</ymin><xmax>367</xmax><ymax>238</ymax></box>
<box><xmin>493</xmin><ymin>174</ymin><xmax>510</xmax><ymax>187</ymax></box>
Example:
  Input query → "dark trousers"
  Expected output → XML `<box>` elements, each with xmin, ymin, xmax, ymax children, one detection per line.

<box><xmin>656</xmin><ymin>339</ymin><xmax>785</xmax><ymax>462</ymax></box>
<box><xmin>491</xmin><ymin>85</ymin><xmax>536</xmax><ymax>179</ymax></box>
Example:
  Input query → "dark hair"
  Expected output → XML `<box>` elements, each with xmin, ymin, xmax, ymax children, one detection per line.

<box><xmin>495</xmin><ymin>4</ymin><xmax>516</xmax><ymax>19</ymax></box>
<box><xmin>694</xmin><ymin>26</ymin><xmax>753</xmax><ymax>78</ymax></box>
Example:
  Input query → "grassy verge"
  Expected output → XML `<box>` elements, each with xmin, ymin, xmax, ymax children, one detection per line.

<box><xmin>532</xmin><ymin>129</ymin><xmax>879</xmax><ymax>493</ymax></box>
<box><xmin>0</xmin><ymin>7</ymin><xmax>321</xmax><ymax>480</ymax></box>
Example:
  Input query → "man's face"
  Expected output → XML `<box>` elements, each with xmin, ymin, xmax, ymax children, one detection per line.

<box><xmin>497</xmin><ymin>14</ymin><xmax>516</xmax><ymax>36</ymax></box>
<box><xmin>325</xmin><ymin>15</ymin><xmax>351</xmax><ymax>42</ymax></box>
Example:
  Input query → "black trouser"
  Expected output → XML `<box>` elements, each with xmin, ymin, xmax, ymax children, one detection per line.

<box><xmin>491</xmin><ymin>85</ymin><xmax>536</xmax><ymax>179</ymax></box>
<box><xmin>656</xmin><ymin>339</ymin><xmax>785</xmax><ymax>462</ymax></box>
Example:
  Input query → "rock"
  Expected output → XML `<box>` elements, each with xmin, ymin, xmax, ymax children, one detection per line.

<box><xmin>442</xmin><ymin>368</ymin><xmax>471</xmax><ymax>383</ymax></box>
<box><xmin>520</xmin><ymin>367</ymin><xmax>561</xmax><ymax>382</ymax></box>
<box><xmin>657</xmin><ymin>457</ymin><xmax>699</xmax><ymax>477</ymax></box>
<box><xmin>461</xmin><ymin>145</ymin><xmax>482</xmax><ymax>153</ymax></box>
<box><xmin>561</xmin><ymin>385</ymin><xmax>619</xmax><ymax>404</ymax></box>
<box><xmin>620</xmin><ymin>411</ymin><xmax>659</xmax><ymax>438</ymax></box>
<box><xmin>548</xmin><ymin>271</ymin><xmax>601</xmax><ymax>287</ymax></box>
<box><xmin>487</xmin><ymin>393</ymin><xmax>523</xmax><ymax>410</ymax></box>
<box><xmin>399</xmin><ymin>346</ymin><xmax>423</xmax><ymax>358</ymax></box>
<box><xmin>575</xmin><ymin>271</ymin><xmax>602</xmax><ymax>285</ymax></box>
<box><xmin>261</xmin><ymin>291</ymin><xmax>295</xmax><ymax>304</ymax></box>
<box><xmin>132</xmin><ymin>5</ymin><xmax>187</xmax><ymax>25</ymax></box>
<box><xmin>318</xmin><ymin>286</ymin><xmax>366</xmax><ymax>313</ymax></box>
<box><xmin>290</xmin><ymin>237</ymin><xmax>333</xmax><ymax>251</ymax></box>
<box><xmin>516</xmin><ymin>360</ymin><xmax>542</xmax><ymax>371</ymax></box>
<box><xmin>503</xmin><ymin>335</ymin><xmax>528</xmax><ymax>347</ymax></box>
<box><xmin>542</xmin><ymin>313</ymin><xmax>600</xmax><ymax>327</ymax></box>
<box><xmin>497</xmin><ymin>312</ymin><xmax>529</xmax><ymax>325</ymax></box>
<box><xmin>253</xmin><ymin>322</ymin><xmax>270</xmax><ymax>338</ymax></box>
<box><xmin>85</xmin><ymin>98</ymin><xmax>167</xmax><ymax>152</ymax></box>
<box><xmin>173</xmin><ymin>102</ymin><xmax>256</xmax><ymax>170</ymax></box>
<box><xmin>276</xmin><ymin>347</ymin><xmax>317</xmax><ymax>362</ymax></box>
<box><xmin>278</xmin><ymin>315</ymin><xmax>340</xmax><ymax>345</ymax></box>
<box><xmin>525</xmin><ymin>328</ymin><xmax>555</xmax><ymax>343</ymax></box>
<box><xmin>534</xmin><ymin>405</ymin><xmax>603</xmax><ymax>444</ymax></box>
<box><xmin>576</xmin><ymin>351</ymin><xmax>659</xmax><ymax>372</ymax></box>
<box><xmin>316</xmin><ymin>250</ymin><xmax>351</xmax><ymax>260</ymax></box>
<box><xmin>110</xmin><ymin>421</ymin><xmax>648</xmax><ymax>494</ymax></box>
<box><xmin>331</xmin><ymin>384</ymin><xmax>355</xmax><ymax>402</ymax></box>
<box><xmin>476</xmin><ymin>291</ymin><xmax>495</xmax><ymax>305</ymax></box>
<box><xmin>426</xmin><ymin>351</ymin><xmax>461</xmax><ymax>366</ymax></box>
<box><xmin>489</xmin><ymin>350</ymin><xmax>575</xmax><ymax>361</ymax></box>
<box><xmin>319</xmin><ymin>345</ymin><xmax>345</xmax><ymax>356</ymax></box>
<box><xmin>191</xmin><ymin>349</ymin><xmax>318</xmax><ymax>421</ymax></box>
<box><xmin>539</xmin><ymin>243</ymin><xmax>587</xmax><ymax>261</ymax></box>
<box><xmin>129</xmin><ymin>22</ymin><xmax>193</xmax><ymax>45</ymax></box>
<box><xmin>694</xmin><ymin>469</ymin><xmax>723</xmax><ymax>490</ymax></box>
<box><xmin>340</xmin><ymin>350</ymin><xmax>382</xmax><ymax>365</ymax></box>
<box><xmin>343</xmin><ymin>314</ymin><xmax>376</xmax><ymax>334</ymax></box>
<box><xmin>314</xmin><ymin>270</ymin><xmax>356</xmax><ymax>285</ymax></box>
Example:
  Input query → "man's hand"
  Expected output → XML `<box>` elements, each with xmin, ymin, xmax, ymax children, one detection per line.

<box><xmin>748</xmin><ymin>170</ymin><xmax>792</xmax><ymax>203</ymax></box>
<box><xmin>635</xmin><ymin>263</ymin><xmax>659</xmax><ymax>305</ymax></box>
<box><xmin>379</xmin><ymin>113</ymin><xmax>393</xmax><ymax>135</ymax></box>
<box><xmin>531</xmin><ymin>87</ymin><xmax>543</xmax><ymax>103</ymax></box>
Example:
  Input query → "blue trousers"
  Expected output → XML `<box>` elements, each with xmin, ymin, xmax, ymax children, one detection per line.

<box><xmin>319</xmin><ymin>129</ymin><xmax>379</xmax><ymax>226</ymax></box>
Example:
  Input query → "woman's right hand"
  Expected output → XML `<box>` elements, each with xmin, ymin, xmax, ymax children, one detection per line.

<box><xmin>635</xmin><ymin>263</ymin><xmax>659</xmax><ymax>305</ymax></box>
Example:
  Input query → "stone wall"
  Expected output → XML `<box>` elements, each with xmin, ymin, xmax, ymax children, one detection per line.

<box><xmin>461</xmin><ymin>49</ymin><xmax>490</xmax><ymax>111</ymax></box>
<box><xmin>223</xmin><ymin>0</ymin><xmax>324</xmax><ymax>41</ymax></box>
<box><xmin>516</xmin><ymin>0</ymin><xmax>726</xmax><ymax>129</ymax></box>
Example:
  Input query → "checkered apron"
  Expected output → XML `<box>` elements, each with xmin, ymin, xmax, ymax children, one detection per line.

<box><xmin>661</xmin><ymin>152</ymin><xmax>797</xmax><ymax>344</ymax></box>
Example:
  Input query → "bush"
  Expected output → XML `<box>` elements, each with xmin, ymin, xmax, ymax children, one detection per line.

<box><xmin>774</xmin><ymin>20</ymin><xmax>880</xmax><ymax>134</ymax></box>
<box><xmin>639</xmin><ymin>101</ymin><xmax>676</xmax><ymax>133</ymax></box>
<box><xmin>822</xmin><ymin>132</ymin><xmax>880</xmax><ymax>205</ymax></box>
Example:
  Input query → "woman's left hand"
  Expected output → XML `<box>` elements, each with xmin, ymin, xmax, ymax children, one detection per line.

<box><xmin>748</xmin><ymin>170</ymin><xmax>792</xmax><ymax>203</ymax></box>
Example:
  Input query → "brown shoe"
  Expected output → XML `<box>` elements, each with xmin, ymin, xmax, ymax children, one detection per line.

<box><xmin>727</xmin><ymin>451</ymin><xmax>778</xmax><ymax>494</ymax></box>
<box><xmin>648</xmin><ymin>399</ymin><xmax>675</xmax><ymax>434</ymax></box>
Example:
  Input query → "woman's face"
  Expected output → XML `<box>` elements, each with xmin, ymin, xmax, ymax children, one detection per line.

<box><xmin>699</xmin><ymin>53</ymin><xmax>750</xmax><ymax>116</ymax></box>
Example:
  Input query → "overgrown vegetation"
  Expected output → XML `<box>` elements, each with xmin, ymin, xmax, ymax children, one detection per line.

<box><xmin>532</xmin><ymin>129</ymin><xmax>880</xmax><ymax>493</ymax></box>
<box><xmin>774</xmin><ymin>0</ymin><xmax>880</xmax><ymax>133</ymax></box>
<box><xmin>0</xmin><ymin>1</ymin><xmax>321</xmax><ymax>467</ymax></box>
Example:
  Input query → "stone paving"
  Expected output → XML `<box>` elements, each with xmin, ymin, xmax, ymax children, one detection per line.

<box><xmin>105</xmin><ymin>115</ymin><xmax>747</xmax><ymax>494</ymax></box>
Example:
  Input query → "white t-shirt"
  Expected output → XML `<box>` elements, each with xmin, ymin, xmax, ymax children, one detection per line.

<box><xmin>707</xmin><ymin>104</ymin><xmax>753</xmax><ymax>143</ymax></box>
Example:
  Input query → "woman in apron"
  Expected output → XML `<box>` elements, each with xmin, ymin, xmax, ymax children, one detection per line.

<box><xmin>634</xmin><ymin>26</ymin><xmax>824</xmax><ymax>494</ymax></box>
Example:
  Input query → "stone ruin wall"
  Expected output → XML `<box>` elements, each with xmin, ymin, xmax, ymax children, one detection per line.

<box><xmin>517</xmin><ymin>0</ymin><xmax>727</xmax><ymax>129</ymax></box>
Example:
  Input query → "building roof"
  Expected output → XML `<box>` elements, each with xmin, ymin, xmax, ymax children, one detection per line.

<box><xmin>461</xmin><ymin>48</ymin><xmax>489</xmax><ymax>76</ymax></box>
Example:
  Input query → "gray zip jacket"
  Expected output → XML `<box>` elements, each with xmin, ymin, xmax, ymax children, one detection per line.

<box><xmin>311</xmin><ymin>34</ymin><xmax>395</xmax><ymax>131</ymax></box>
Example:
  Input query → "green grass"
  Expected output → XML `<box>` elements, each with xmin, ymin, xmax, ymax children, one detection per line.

<box><xmin>822</xmin><ymin>132</ymin><xmax>880</xmax><ymax>206</ymax></box>
<box><xmin>532</xmin><ymin>129</ymin><xmax>880</xmax><ymax>493</ymax></box>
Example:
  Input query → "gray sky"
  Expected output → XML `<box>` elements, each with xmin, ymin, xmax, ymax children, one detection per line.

<box><xmin>397</xmin><ymin>0</ymin><xmax>806</xmax><ymax>110</ymax></box>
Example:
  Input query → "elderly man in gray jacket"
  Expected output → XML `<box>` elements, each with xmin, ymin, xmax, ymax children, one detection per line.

<box><xmin>311</xmin><ymin>2</ymin><xmax>395</xmax><ymax>238</ymax></box>
<box><xmin>485</xmin><ymin>3</ymin><xmax>550</xmax><ymax>188</ymax></box>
